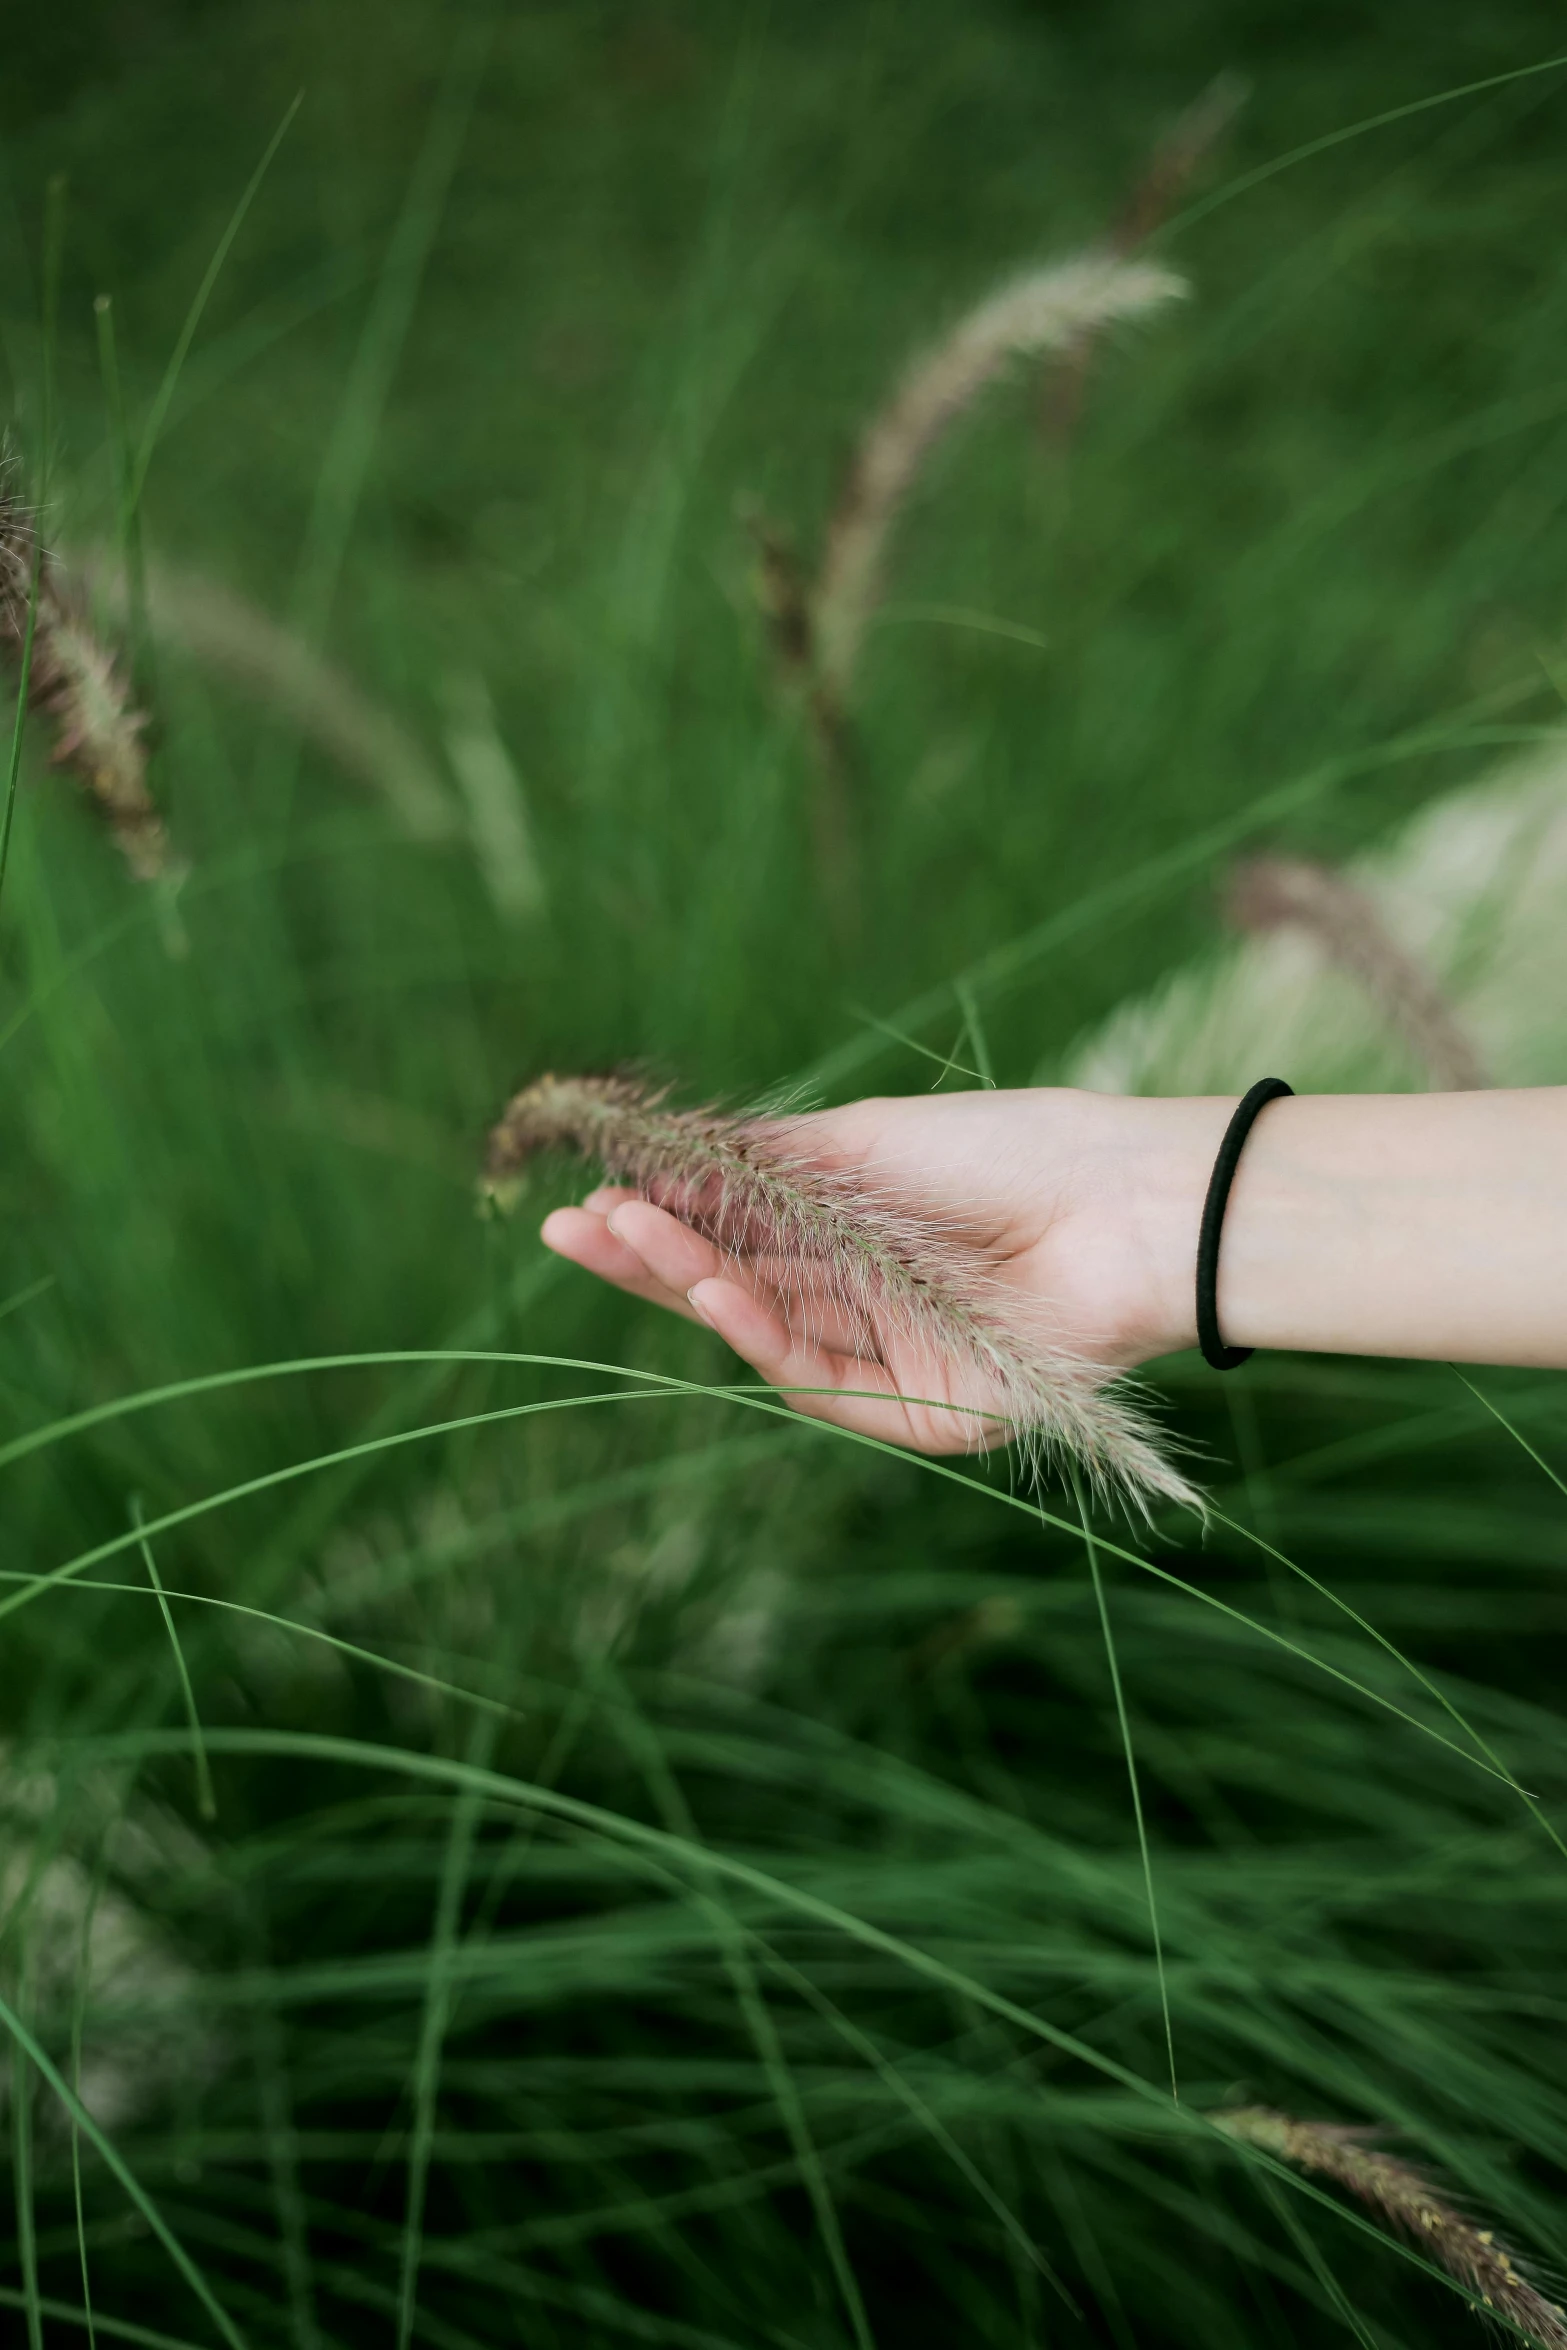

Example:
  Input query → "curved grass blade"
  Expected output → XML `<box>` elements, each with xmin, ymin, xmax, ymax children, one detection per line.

<box><xmin>397</xmin><ymin>1707</ymin><xmax>498</xmax><ymax>2350</ymax></box>
<box><xmin>1074</xmin><ymin>1468</ymin><xmax>1176</xmax><ymax>2102</ymax></box>
<box><xmin>0</xmin><ymin>1989</ymin><xmax>248</xmax><ymax>2350</ymax></box>
<box><xmin>127</xmin><ymin>96</ymin><xmax>303</xmax><ymax>518</ymax></box>
<box><xmin>0</xmin><ymin>2289</ymin><xmax>209</xmax><ymax>2350</ymax></box>
<box><xmin>0</xmin><ymin>1348</ymin><xmax>1533</xmax><ymax>1789</ymax></box>
<box><xmin>131</xmin><ymin>1496</ymin><xmax>215</xmax><ymax>1821</ymax></box>
<box><xmin>69</xmin><ymin>1835</ymin><xmax>110</xmax><ymax>2350</ymax></box>
<box><xmin>1166</xmin><ymin>51</ymin><xmax>1567</xmax><ymax>240</ymax></box>
<box><xmin>0</xmin><ymin>1569</ymin><xmax>528</xmax><ymax>1729</ymax></box>
<box><xmin>13</xmin><ymin>1939</ymin><xmax>42</xmax><ymax>2350</ymax></box>
<box><xmin>1450</xmin><ymin>1366</ymin><xmax>1567</xmax><ymax>1503</ymax></box>
<box><xmin>79</xmin><ymin>1721</ymin><xmax>1567</xmax><ymax>2335</ymax></box>
<box><xmin>802</xmin><ymin>718</ymin><xmax>1563</xmax><ymax>1094</ymax></box>
<box><xmin>1204</xmin><ymin>1502</ymin><xmax>1563</xmax><ymax>1859</ymax></box>
<box><xmin>603</xmin><ymin>1664</ymin><xmax>875</xmax><ymax>2350</ymax></box>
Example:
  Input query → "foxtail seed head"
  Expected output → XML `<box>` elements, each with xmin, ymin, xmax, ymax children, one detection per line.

<box><xmin>485</xmin><ymin>1073</ymin><xmax>1198</xmax><ymax>1515</ymax></box>
<box><xmin>810</xmin><ymin>253</ymin><xmax>1187</xmax><ymax>703</ymax></box>
<box><xmin>0</xmin><ymin>474</ymin><xmax>171</xmax><ymax>881</ymax></box>
<box><xmin>1227</xmin><ymin>854</ymin><xmax>1486</xmax><ymax>1091</ymax></box>
<box><xmin>1217</xmin><ymin>2106</ymin><xmax>1567</xmax><ymax>2350</ymax></box>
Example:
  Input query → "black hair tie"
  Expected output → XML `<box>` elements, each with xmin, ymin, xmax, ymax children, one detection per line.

<box><xmin>1196</xmin><ymin>1078</ymin><xmax>1294</xmax><ymax>1371</ymax></box>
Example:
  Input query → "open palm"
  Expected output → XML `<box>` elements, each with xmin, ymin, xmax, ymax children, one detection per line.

<box><xmin>540</xmin><ymin>1088</ymin><xmax>1216</xmax><ymax>1453</ymax></box>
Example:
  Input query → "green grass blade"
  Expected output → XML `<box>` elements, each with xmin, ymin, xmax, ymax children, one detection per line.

<box><xmin>1450</xmin><ymin>1366</ymin><xmax>1567</xmax><ymax>1502</ymax></box>
<box><xmin>40</xmin><ymin>169</ymin><xmax>66</xmax><ymax>502</ymax></box>
<box><xmin>0</xmin><ymin>1569</ymin><xmax>527</xmax><ymax>1729</ymax></box>
<box><xmin>13</xmin><ymin>1939</ymin><xmax>43</xmax><ymax>2350</ymax></box>
<box><xmin>604</xmin><ymin>1665</ymin><xmax>876</xmax><ymax>2350</ymax></box>
<box><xmin>69</xmin><ymin>1837</ymin><xmax>109</xmax><ymax>2350</ymax></box>
<box><xmin>1167</xmin><ymin>49</ymin><xmax>1567</xmax><ymax>239</ymax></box>
<box><xmin>758</xmin><ymin>1944</ymin><xmax>1078</xmax><ymax>2315</ymax></box>
<box><xmin>1205</xmin><ymin>1501</ymin><xmax>1565</xmax><ymax>1858</ymax></box>
<box><xmin>0</xmin><ymin>1273</ymin><xmax>54</xmax><ymax>1326</ymax></box>
<box><xmin>397</xmin><ymin>1711</ymin><xmax>497</xmax><ymax>2350</ymax></box>
<box><xmin>1253</xmin><ymin>2173</ymin><xmax>1381</xmax><ymax>2350</ymax></box>
<box><xmin>0</xmin><ymin>510</ymin><xmax>42</xmax><ymax>915</ymax></box>
<box><xmin>94</xmin><ymin>293</ymin><xmax>150</xmax><ymax>663</ymax></box>
<box><xmin>952</xmin><ymin>977</ymin><xmax>996</xmax><ymax>1087</ymax></box>
<box><xmin>130</xmin><ymin>1495</ymin><xmax>216</xmax><ymax>1821</ymax></box>
<box><xmin>0</xmin><ymin>1988</ymin><xmax>249</xmax><ymax>2350</ymax></box>
<box><xmin>127</xmin><ymin>95</ymin><xmax>303</xmax><ymax>519</ymax></box>
<box><xmin>0</xmin><ymin>1347</ymin><xmax>1531</xmax><ymax>1789</ymax></box>
<box><xmin>803</xmin><ymin>718</ymin><xmax>1559</xmax><ymax>1093</ymax></box>
<box><xmin>271</xmin><ymin>26</ymin><xmax>489</xmax><ymax>824</ymax></box>
<box><xmin>237</xmin><ymin>1884</ymin><xmax>321</xmax><ymax>2350</ymax></box>
<box><xmin>1074</xmin><ymin>1471</ymin><xmax>1177</xmax><ymax>2104</ymax></box>
<box><xmin>70</xmin><ymin>1722</ymin><xmax>1537</xmax><ymax>2326</ymax></box>
<box><xmin>0</xmin><ymin>2288</ymin><xmax>210</xmax><ymax>2350</ymax></box>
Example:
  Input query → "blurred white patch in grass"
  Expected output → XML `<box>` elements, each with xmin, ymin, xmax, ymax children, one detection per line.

<box><xmin>1059</xmin><ymin>740</ymin><xmax>1567</xmax><ymax>1095</ymax></box>
<box><xmin>0</xmin><ymin>1763</ymin><xmax>216</xmax><ymax>2132</ymax></box>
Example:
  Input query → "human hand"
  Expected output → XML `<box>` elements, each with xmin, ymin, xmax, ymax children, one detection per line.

<box><xmin>540</xmin><ymin>1087</ymin><xmax>1232</xmax><ymax>1456</ymax></box>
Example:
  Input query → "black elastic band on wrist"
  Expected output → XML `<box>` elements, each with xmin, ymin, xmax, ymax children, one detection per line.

<box><xmin>1196</xmin><ymin>1077</ymin><xmax>1294</xmax><ymax>1371</ymax></box>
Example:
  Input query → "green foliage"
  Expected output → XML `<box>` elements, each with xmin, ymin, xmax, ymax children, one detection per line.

<box><xmin>0</xmin><ymin>3</ymin><xmax>1565</xmax><ymax>2343</ymax></box>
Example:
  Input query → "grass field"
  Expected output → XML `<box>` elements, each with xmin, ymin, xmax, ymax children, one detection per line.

<box><xmin>2</xmin><ymin>4</ymin><xmax>1567</xmax><ymax>2344</ymax></box>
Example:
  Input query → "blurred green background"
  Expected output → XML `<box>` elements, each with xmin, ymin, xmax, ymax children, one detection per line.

<box><xmin>1</xmin><ymin>4</ymin><xmax>1567</xmax><ymax>2345</ymax></box>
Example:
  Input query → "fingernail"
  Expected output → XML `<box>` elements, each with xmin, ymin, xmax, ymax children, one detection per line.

<box><xmin>687</xmin><ymin>1284</ymin><xmax>714</xmax><ymax>1328</ymax></box>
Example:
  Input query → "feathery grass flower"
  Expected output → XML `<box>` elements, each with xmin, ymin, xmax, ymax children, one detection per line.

<box><xmin>1227</xmin><ymin>853</ymin><xmax>1487</xmax><ymax>1091</ymax></box>
<box><xmin>810</xmin><ymin>253</ymin><xmax>1187</xmax><ymax>706</ymax></box>
<box><xmin>1218</xmin><ymin>2105</ymin><xmax>1567</xmax><ymax>2350</ymax></box>
<box><xmin>0</xmin><ymin>480</ymin><xmax>171</xmax><ymax>881</ymax></box>
<box><xmin>484</xmin><ymin>1072</ymin><xmax>1198</xmax><ymax>1513</ymax></box>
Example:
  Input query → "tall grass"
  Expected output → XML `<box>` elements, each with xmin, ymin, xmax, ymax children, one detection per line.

<box><xmin>0</xmin><ymin>3</ymin><xmax>1566</xmax><ymax>2344</ymax></box>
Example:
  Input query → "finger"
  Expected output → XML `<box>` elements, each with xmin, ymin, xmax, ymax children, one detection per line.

<box><xmin>605</xmin><ymin>1199</ymin><xmax>727</xmax><ymax>1295</ymax></box>
<box><xmin>540</xmin><ymin>1206</ymin><xmax>707</xmax><ymax>1324</ymax></box>
<box><xmin>688</xmin><ymin>1277</ymin><xmax>946</xmax><ymax>1450</ymax></box>
<box><xmin>580</xmin><ymin>1184</ymin><xmax>638</xmax><ymax>1213</ymax></box>
<box><xmin>607</xmin><ymin>1201</ymin><xmax>869</xmax><ymax>1357</ymax></box>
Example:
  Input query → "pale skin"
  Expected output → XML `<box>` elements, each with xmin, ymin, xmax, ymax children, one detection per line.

<box><xmin>541</xmin><ymin>1087</ymin><xmax>1567</xmax><ymax>1454</ymax></box>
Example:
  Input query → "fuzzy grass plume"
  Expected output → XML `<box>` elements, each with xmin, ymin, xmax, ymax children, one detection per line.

<box><xmin>1044</xmin><ymin>76</ymin><xmax>1244</xmax><ymax>444</ymax></box>
<box><xmin>0</xmin><ymin>483</ymin><xmax>170</xmax><ymax>881</ymax></box>
<box><xmin>809</xmin><ymin>252</ymin><xmax>1187</xmax><ymax>706</ymax></box>
<box><xmin>81</xmin><ymin>549</ymin><xmax>457</xmax><ymax>843</ymax></box>
<box><xmin>484</xmin><ymin>1072</ymin><xmax>1197</xmax><ymax>1513</ymax></box>
<box><xmin>1060</xmin><ymin>741</ymin><xmax>1567</xmax><ymax>1098</ymax></box>
<box><xmin>1226</xmin><ymin>852</ymin><xmax>1488</xmax><ymax>1091</ymax></box>
<box><xmin>1217</xmin><ymin>2106</ymin><xmax>1567</xmax><ymax>2350</ymax></box>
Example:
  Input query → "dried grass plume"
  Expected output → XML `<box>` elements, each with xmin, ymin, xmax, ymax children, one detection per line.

<box><xmin>810</xmin><ymin>253</ymin><xmax>1188</xmax><ymax>705</ymax></box>
<box><xmin>0</xmin><ymin>479</ymin><xmax>171</xmax><ymax>881</ymax></box>
<box><xmin>484</xmin><ymin>1072</ymin><xmax>1198</xmax><ymax>1514</ymax></box>
<box><xmin>1044</xmin><ymin>77</ymin><xmax>1244</xmax><ymax>443</ymax></box>
<box><xmin>1218</xmin><ymin>2106</ymin><xmax>1567</xmax><ymax>2350</ymax></box>
<box><xmin>1226</xmin><ymin>853</ymin><xmax>1488</xmax><ymax>1091</ymax></box>
<box><xmin>1059</xmin><ymin>744</ymin><xmax>1567</xmax><ymax>1100</ymax></box>
<box><xmin>79</xmin><ymin>548</ymin><xmax>457</xmax><ymax>844</ymax></box>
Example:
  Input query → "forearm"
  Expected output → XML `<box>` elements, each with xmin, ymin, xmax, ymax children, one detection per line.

<box><xmin>1119</xmin><ymin>1088</ymin><xmax>1567</xmax><ymax>1369</ymax></box>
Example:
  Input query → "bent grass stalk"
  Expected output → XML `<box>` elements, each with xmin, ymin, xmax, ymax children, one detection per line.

<box><xmin>483</xmin><ymin>1073</ymin><xmax>1198</xmax><ymax>1512</ymax></box>
<box><xmin>0</xmin><ymin>477</ymin><xmax>172</xmax><ymax>882</ymax></box>
<box><xmin>1217</xmin><ymin>2106</ymin><xmax>1567</xmax><ymax>2350</ymax></box>
<box><xmin>0</xmin><ymin>1991</ymin><xmax>248</xmax><ymax>2350</ymax></box>
<box><xmin>810</xmin><ymin>253</ymin><xmax>1187</xmax><ymax>707</ymax></box>
<box><xmin>82</xmin><ymin>551</ymin><xmax>457</xmax><ymax>841</ymax></box>
<box><xmin>1226</xmin><ymin>852</ymin><xmax>1487</xmax><ymax>1089</ymax></box>
<box><xmin>1073</xmin><ymin>1468</ymin><xmax>1176</xmax><ymax>2103</ymax></box>
<box><xmin>130</xmin><ymin>1498</ymin><xmax>216</xmax><ymax>1823</ymax></box>
<box><xmin>1044</xmin><ymin>75</ymin><xmax>1245</xmax><ymax>444</ymax></box>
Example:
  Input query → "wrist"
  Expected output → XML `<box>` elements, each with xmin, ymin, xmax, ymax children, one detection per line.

<box><xmin>1045</xmin><ymin>1089</ymin><xmax>1240</xmax><ymax>1366</ymax></box>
